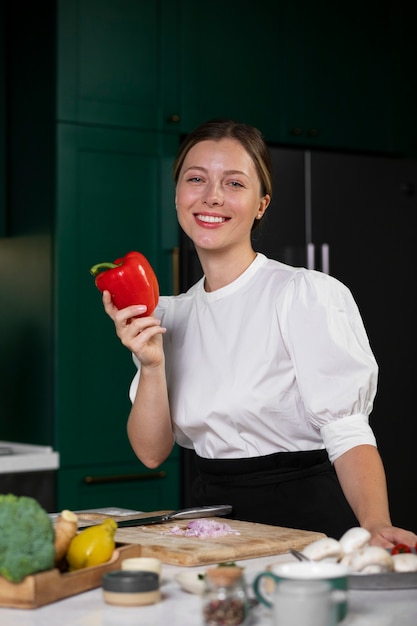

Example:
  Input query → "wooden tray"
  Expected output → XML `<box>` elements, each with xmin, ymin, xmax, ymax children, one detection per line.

<box><xmin>0</xmin><ymin>543</ymin><xmax>141</xmax><ymax>609</ymax></box>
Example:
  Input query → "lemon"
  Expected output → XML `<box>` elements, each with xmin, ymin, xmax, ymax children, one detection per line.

<box><xmin>66</xmin><ymin>518</ymin><xmax>117</xmax><ymax>571</ymax></box>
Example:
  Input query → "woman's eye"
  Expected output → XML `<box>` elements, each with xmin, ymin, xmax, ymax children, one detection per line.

<box><xmin>228</xmin><ymin>180</ymin><xmax>244</xmax><ymax>188</ymax></box>
<box><xmin>188</xmin><ymin>176</ymin><xmax>202</xmax><ymax>183</ymax></box>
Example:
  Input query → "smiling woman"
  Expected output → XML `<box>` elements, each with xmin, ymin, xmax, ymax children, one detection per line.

<box><xmin>100</xmin><ymin>118</ymin><xmax>417</xmax><ymax>549</ymax></box>
<box><xmin>174</xmin><ymin>136</ymin><xmax>270</xmax><ymax>283</ymax></box>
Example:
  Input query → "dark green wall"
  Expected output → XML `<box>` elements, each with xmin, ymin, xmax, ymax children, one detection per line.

<box><xmin>1</xmin><ymin>1</ymin><xmax>55</xmax><ymax>444</ymax></box>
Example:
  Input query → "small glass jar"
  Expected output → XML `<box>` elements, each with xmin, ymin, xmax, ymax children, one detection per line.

<box><xmin>202</xmin><ymin>566</ymin><xmax>249</xmax><ymax>626</ymax></box>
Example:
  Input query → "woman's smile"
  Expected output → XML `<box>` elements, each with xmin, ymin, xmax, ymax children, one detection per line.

<box><xmin>194</xmin><ymin>213</ymin><xmax>230</xmax><ymax>226</ymax></box>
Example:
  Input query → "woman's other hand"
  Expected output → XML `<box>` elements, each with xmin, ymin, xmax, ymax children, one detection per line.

<box><xmin>368</xmin><ymin>525</ymin><xmax>417</xmax><ymax>549</ymax></box>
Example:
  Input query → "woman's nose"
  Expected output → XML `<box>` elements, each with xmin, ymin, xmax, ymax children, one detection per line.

<box><xmin>203</xmin><ymin>182</ymin><xmax>223</xmax><ymax>206</ymax></box>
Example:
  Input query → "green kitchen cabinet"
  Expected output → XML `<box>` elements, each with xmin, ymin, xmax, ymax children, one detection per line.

<box><xmin>178</xmin><ymin>0</ymin><xmax>287</xmax><ymax>141</ymax></box>
<box><xmin>178</xmin><ymin>0</ymin><xmax>416</xmax><ymax>155</ymax></box>
<box><xmin>54</xmin><ymin>123</ymin><xmax>180</xmax><ymax>508</ymax></box>
<box><xmin>57</xmin><ymin>0</ymin><xmax>181</xmax><ymax>133</ymax></box>
<box><xmin>268</xmin><ymin>3</ymin><xmax>390</xmax><ymax>152</ymax></box>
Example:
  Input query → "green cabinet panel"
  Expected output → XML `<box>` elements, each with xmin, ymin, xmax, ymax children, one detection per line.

<box><xmin>57</xmin><ymin>0</ymin><xmax>181</xmax><ymax>131</ymax></box>
<box><xmin>57</xmin><ymin>455</ymin><xmax>180</xmax><ymax>511</ymax></box>
<box><xmin>179</xmin><ymin>0</ymin><xmax>416</xmax><ymax>155</ymax></box>
<box><xmin>274</xmin><ymin>3</ymin><xmax>399</xmax><ymax>153</ymax></box>
<box><xmin>178</xmin><ymin>1</ymin><xmax>286</xmax><ymax>140</ymax></box>
<box><xmin>55</xmin><ymin>124</ymin><xmax>179</xmax><ymax>472</ymax></box>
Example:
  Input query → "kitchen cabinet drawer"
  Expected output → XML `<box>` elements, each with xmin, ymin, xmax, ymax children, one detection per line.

<box><xmin>57</xmin><ymin>458</ymin><xmax>180</xmax><ymax>512</ymax></box>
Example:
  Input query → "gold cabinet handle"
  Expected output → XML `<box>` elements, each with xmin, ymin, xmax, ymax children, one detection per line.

<box><xmin>83</xmin><ymin>471</ymin><xmax>167</xmax><ymax>485</ymax></box>
<box><xmin>167</xmin><ymin>114</ymin><xmax>181</xmax><ymax>123</ymax></box>
<box><xmin>172</xmin><ymin>246</ymin><xmax>180</xmax><ymax>295</ymax></box>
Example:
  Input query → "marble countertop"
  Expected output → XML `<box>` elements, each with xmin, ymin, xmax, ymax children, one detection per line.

<box><xmin>0</xmin><ymin>553</ymin><xmax>416</xmax><ymax>626</ymax></box>
<box><xmin>0</xmin><ymin>441</ymin><xmax>59</xmax><ymax>473</ymax></box>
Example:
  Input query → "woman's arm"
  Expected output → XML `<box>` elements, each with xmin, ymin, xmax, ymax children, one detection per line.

<box><xmin>102</xmin><ymin>290</ymin><xmax>174</xmax><ymax>468</ymax></box>
<box><xmin>334</xmin><ymin>444</ymin><xmax>417</xmax><ymax>548</ymax></box>
<box><xmin>127</xmin><ymin>360</ymin><xmax>175</xmax><ymax>468</ymax></box>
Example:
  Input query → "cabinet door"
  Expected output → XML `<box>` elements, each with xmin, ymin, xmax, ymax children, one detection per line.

<box><xmin>56</xmin><ymin>124</ymin><xmax>179</xmax><ymax>471</ymax></box>
<box><xmin>57</xmin><ymin>0</ymin><xmax>180</xmax><ymax>131</ymax></box>
<box><xmin>179</xmin><ymin>0</ymin><xmax>286</xmax><ymax>140</ymax></box>
<box><xmin>274</xmin><ymin>2</ymin><xmax>399</xmax><ymax>152</ymax></box>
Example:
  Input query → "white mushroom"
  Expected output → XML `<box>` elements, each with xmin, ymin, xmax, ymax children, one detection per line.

<box><xmin>339</xmin><ymin>527</ymin><xmax>371</xmax><ymax>555</ymax></box>
<box><xmin>302</xmin><ymin>537</ymin><xmax>342</xmax><ymax>562</ymax></box>
<box><xmin>392</xmin><ymin>552</ymin><xmax>417</xmax><ymax>573</ymax></box>
<box><xmin>347</xmin><ymin>546</ymin><xmax>394</xmax><ymax>574</ymax></box>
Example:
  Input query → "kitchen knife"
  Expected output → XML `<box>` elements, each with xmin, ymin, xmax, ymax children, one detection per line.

<box><xmin>115</xmin><ymin>504</ymin><xmax>233</xmax><ymax>528</ymax></box>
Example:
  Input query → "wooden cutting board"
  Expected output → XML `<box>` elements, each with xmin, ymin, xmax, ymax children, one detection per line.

<box><xmin>113</xmin><ymin>513</ymin><xmax>326</xmax><ymax>566</ymax></box>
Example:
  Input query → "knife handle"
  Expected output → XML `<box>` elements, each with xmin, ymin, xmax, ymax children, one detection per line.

<box><xmin>168</xmin><ymin>504</ymin><xmax>232</xmax><ymax>520</ymax></box>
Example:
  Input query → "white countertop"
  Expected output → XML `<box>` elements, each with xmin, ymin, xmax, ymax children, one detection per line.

<box><xmin>0</xmin><ymin>553</ymin><xmax>416</xmax><ymax>626</ymax></box>
<box><xmin>0</xmin><ymin>441</ymin><xmax>59</xmax><ymax>473</ymax></box>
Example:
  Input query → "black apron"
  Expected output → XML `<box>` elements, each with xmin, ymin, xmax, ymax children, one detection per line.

<box><xmin>191</xmin><ymin>450</ymin><xmax>358</xmax><ymax>539</ymax></box>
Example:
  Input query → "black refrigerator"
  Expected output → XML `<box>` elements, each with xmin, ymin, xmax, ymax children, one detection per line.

<box><xmin>180</xmin><ymin>147</ymin><xmax>417</xmax><ymax>531</ymax></box>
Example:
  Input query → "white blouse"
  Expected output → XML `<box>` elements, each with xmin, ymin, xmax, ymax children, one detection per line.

<box><xmin>130</xmin><ymin>254</ymin><xmax>378</xmax><ymax>463</ymax></box>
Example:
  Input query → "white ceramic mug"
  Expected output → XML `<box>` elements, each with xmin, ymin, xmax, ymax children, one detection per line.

<box><xmin>253</xmin><ymin>561</ymin><xmax>348</xmax><ymax>622</ymax></box>
<box><xmin>264</xmin><ymin>579</ymin><xmax>337</xmax><ymax>626</ymax></box>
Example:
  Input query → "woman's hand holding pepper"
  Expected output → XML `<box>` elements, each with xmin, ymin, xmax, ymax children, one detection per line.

<box><xmin>102</xmin><ymin>290</ymin><xmax>166</xmax><ymax>367</ymax></box>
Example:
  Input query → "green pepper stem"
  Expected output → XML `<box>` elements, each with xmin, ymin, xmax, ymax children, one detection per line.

<box><xmin>89</xmin><ymin>261</ymin><xmax>120</xmax><ymax>276</ymax></box>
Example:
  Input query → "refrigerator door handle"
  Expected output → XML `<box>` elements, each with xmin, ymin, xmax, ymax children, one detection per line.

<box><xmin>307</xmin><ymin>243</ymin><xmax>315</xmax><ymax>270</ymax></box>
<box><xmin>321</xmin><ymin>243</ymin><xmax>330</xmax><ymax>274</ymax></box>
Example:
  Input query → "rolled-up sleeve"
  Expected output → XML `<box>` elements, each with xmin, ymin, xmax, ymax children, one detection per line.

<box><xmin>321</xmin><ymin>414</ymin><xmax>377</xmax><ymax>463</ymax></box>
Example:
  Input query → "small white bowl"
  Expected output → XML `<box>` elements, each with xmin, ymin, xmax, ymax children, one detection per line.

<box><xmin>121</xmin><ymin>557</ymin><xmax>162</xmax><ymax>580</ymax></box>
<box><xmin>175</xmin><ymin>571</ymin><xmax>206</xmax><ymax>595</ymax></box>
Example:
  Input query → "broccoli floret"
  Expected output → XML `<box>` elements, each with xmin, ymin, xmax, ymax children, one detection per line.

<box><xmin>0</xmin><ymin>493</ymin><xmax>55</xmax><ymax>582</ymax></box>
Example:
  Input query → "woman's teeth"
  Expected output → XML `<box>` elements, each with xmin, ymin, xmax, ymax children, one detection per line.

<box><xmin>196</xmin><ymin>214</ymin><xmax>226</xmax><ymax>223</ymax></box>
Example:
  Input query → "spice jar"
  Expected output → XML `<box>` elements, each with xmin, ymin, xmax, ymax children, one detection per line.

<box><xmin>202</xmin><ymin>566</ymin><xmax>249</xmax><ymax>626</ymax></box>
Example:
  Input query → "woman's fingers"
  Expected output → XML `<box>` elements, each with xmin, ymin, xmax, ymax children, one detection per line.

<box><xmin>101</xmin><ymin>290</ymin><xmax>165</xmax><ymax>362</ymax></box>
<box><xmin>102</xmin><ymin>290</ymin><xmax>147</xmax><ymax>321</ymax></box>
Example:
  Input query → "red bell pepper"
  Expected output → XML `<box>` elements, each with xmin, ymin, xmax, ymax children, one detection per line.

<box><xmin>391</xmin><ymin>543</ymin><xmax>412</xmax><ymax>555</ymax></box>
<box><xmin>89</xmin><ymin>251</ymin><xmax>159</xmax><ymax>316</ymax></box>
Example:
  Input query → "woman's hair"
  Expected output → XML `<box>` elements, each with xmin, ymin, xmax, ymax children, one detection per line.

<box><xmin>173</xmin><ymin>119</ymin><xmax>273</xmax><ymax>231</ymax></box>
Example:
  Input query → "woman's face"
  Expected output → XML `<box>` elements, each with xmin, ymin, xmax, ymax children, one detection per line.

<box><xmin>175</xmin><ymin>138</ymin><xmax>270</xmax><ymax>253</ymax></box>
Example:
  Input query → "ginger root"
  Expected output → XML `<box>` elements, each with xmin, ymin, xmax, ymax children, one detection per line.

<box><xmin>54</xmin><ymin>509</ymin><xmax>78</xmax><ymax>566</ymax></box>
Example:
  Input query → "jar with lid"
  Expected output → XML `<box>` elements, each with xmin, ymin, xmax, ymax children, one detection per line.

<box><xmin>202</xmin><ymin>566</ymin><xmax>249</xmax><ymax>626</ymax></box>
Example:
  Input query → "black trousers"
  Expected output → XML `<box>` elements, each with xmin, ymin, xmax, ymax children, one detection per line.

<box><xmin>191</xmin><ymin>450</ymin><xmax>358</xmax><ymax>539</ymax></box>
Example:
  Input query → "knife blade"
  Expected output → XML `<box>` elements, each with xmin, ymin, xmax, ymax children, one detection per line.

<box><xmin>115</xmin><ymin>504</ymin><xmax>233</xmax><ymax>528</ymax></box>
